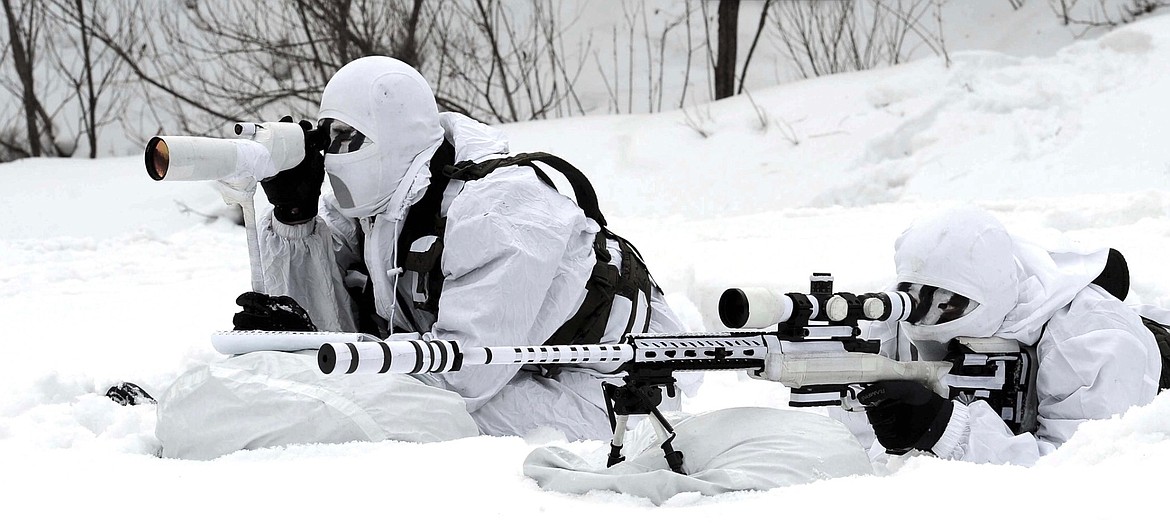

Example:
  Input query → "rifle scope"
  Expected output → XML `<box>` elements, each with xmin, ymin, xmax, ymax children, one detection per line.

<box><xmin>718</xmin><ymin>283</ymin><xmax>914</xmax><ymax>330</ymax></box>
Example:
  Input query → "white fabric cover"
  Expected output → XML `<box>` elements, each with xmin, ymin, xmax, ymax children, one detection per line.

<box><xmin>258</xmin><ymin>216</ymin><xmax>357</xmax><ymax>332</ymax></box>
<box><xmin>156</xmin><ymin>350</ymin><xmax>479</xmax><ymax>460</ymax></box>
<box><xmin>523</xmin><ymin>407</ymin><xmax>873</xmax><ymax>505</ymax></box>
<box><xmin>863</xmin><ymin>206</ymin><xmax>1161</xmax><ymax>465</ymax></box>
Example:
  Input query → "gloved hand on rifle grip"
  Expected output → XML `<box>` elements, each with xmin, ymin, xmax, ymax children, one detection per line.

<box><xmin>858</xmin><ymin>380</ymin><xmax>954</xmax><ymax>455</ymax></box>
<box><xmin>260</xmin><ymin>116</ymin><xmax>324</xmax><ymax>225</ymax></box>
<box><xmin>233</xmin><ymin>291</ymin><xmax>317</xmax><ymax>332</ymax></box>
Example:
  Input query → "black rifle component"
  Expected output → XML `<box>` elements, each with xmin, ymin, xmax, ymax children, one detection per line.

<box><xmin>943</xmin><ymin>337</ymin><xmax>1039</xmax><ymax>435</ymax></box>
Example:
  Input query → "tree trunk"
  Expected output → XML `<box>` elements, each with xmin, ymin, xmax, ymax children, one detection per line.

<box><xmin>738</xmin><ymin>0</ymin><xmax>771</xmax><ymax>94</ymax></box>
<box><xmin>74</xmin><ymin>0</ymin><xmax>98</xmax><ymax>158</ymax></box>
<box><xmin>714</xmin><ymin>0</ymin><xmax>740</xmax><ymax>100</ymax></box>
<box><xmin>2</xmin><ymin>0</ymin><xmax>42</xmax><ymax>156</ymax></box>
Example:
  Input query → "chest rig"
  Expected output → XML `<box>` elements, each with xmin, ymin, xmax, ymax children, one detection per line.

<box><xmin>392</xmin><ymin>141</ymin><xmax>656</xmax><ymax>345</ymax></box>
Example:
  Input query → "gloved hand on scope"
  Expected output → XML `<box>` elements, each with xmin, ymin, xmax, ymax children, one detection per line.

<box><xmin>857</xmin><ymin>380</ymin><xmax>954</xmax><ymax>455</ymax></box>
<box><xmin>260</xmin><ymin>116</ymin><xmax>325</xmax><ymax>225</ymax></box>
<box><xmin>232</xmin><ymin>291</ymin><xmax>318</xmax><ymax>332</ymax></box>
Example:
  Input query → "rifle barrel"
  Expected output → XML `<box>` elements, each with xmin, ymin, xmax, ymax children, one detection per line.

<box><xmin>317</xmin><ymin>333</ymin><xmax>776</xmax><ymax>375</ymax></box>
<box><xmin>318</xmin><ymin>340</ymin><xmax>633</xmax><ymax>375</ymax></box>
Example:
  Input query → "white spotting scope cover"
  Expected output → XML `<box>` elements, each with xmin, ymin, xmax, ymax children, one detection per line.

<box><xmin>145</xmin><ymin>121</ymin><xmax>307</xmax><ymax>183</ymax></box>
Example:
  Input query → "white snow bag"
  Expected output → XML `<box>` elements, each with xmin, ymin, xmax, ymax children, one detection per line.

<box><xmin>156</xmin><ymin>350</ymin><xmax>479</xmax><ymax>460</ymax></box>
<box><xmin>522</xmin><ymin>407</ymin><xmax>872</xmax><ymax>504</ymax></box>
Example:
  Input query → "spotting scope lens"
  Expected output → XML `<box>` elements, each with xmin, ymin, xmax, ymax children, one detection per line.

<box><xmin>145</xmin><ymin>137</ymin><xmax>170</xmax><ymax>181</ymax></box>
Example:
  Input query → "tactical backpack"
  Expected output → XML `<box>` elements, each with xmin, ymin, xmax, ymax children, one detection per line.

<box><xmin>385</xmin><ymin>141</ymin><xmax>656</xmax><ymax>345</ymax></box>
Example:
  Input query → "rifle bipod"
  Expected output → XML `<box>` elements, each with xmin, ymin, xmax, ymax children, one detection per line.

<box><xmin>602</xmin><ymin>379</ymin><xmax>685</xmax><ymax>474</ymax></box>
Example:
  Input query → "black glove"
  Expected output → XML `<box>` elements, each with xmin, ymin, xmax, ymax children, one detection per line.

<box><xmin>260</xmin><ymin>116</ymin><xmax>325</xmax><ymax>225</ymax></box>
<box><xmin>105</xmin><ymin>382</ymin><xmax>156</xmax><ymax>406</ymax></box>
<box><xmin>233</xmin><ymin>291</ymin><xmax>317</xmax><ymax>332</ymax></box>
<box><xmin>858</xmin><ymin>380</ymin><xmax>954</xmax><ymax>455</ymax></box>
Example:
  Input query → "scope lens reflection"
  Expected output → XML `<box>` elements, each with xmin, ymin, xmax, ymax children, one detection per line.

<box><xmin>146</xmin><ymin>137</ymin><xmax>170</xmax><ymax>180</ymax></box>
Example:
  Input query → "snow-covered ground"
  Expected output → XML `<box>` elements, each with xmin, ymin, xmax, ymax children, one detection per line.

<box><xmin>3</xmin><ymin>11</ymin><xmax>1170</xmax><ymax>529</ymax></box>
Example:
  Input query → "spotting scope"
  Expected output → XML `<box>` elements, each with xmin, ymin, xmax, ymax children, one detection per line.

<box><xmin>145</xmin><ymin>120</ymin><xmax>323</xmax><ymax>183</ymax></box>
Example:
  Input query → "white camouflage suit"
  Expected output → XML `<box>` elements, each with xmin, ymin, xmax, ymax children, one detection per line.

<box><xmin>839</xmin><ymin>207</ymin><xmax>1161</xmax><ymax>466</ymax></box>
<box><xmin>280</xmin><ymin>56</ymin><xmax>692</xmax><ymax>437</ymax></box>
<box><xmin>156</xmin><ymin>57</ymin><xmax>694</xmax><ymax>459</ymax></box>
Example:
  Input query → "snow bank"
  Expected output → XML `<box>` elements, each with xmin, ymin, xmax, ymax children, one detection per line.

<box><xmin>2</xmin><ymin>10</ymin><xmax>1170</xmax><ymax>528</ymax></box>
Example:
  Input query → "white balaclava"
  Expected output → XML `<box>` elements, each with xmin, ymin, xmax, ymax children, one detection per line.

<box><xmin>317</xmin><ymin>56</ymin><xmax>445</xmax><ymax>324</ymax></box>
<box><xmin>894</xmin><ymin>207</ymin><xmax>1019</xmax><ymax>346</ymax></box>
<box><xmin>318</xmin><ymin>56</ymin><xmax>444</xmax><ymax>219</ymax></box>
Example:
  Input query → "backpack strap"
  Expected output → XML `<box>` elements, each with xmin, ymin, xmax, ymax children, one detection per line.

<box><xmin>457</xmin><ymin>153</ymin><xmax>662</xmax><ymax>343</ymax></box>
<box><xmin>543</xmin><ymin>231</ymin><xmax>657</xmax><ymax>345</ymax></box>
<box><xmin>395</xmin><ymin>140</ymin><xmax>456</xmax><ymax>319</ymax></box>
<box><xmin>444</xmin><ymin>152</ymin><xmax>609</xmax><ymax>227</ymax></box>
<box><xmin>611</xmin><ymin>231</ymin><xmax>656</xmax><ymax>334</ymax></box>
<box><xmin>544</xmin><ymin>233</ymin><xmax>621</xmax><ymax>345</ymax></box>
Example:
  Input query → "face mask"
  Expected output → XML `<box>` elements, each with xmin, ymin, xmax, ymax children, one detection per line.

<box><xmin>324</xmin><ymin>147</ymin><xmax>384</xmax><ymax>217</ymax></box>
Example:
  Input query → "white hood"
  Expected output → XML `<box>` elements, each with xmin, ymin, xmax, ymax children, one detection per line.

<box><xmin>318</xmin><ymin>56</ymin><xmax>444</xmax><ymax>220</ymax></box>
<box><xmin>894</xmin><ymin>206</ymin><xmax>1108</xmax><ymax>346</ymax></box>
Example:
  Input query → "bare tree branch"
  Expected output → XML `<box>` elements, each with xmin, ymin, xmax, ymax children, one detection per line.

<box><xmin>738</xmin><ymin>0</ymin><xmax>773</xmax><ymax>95</ymax></box>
